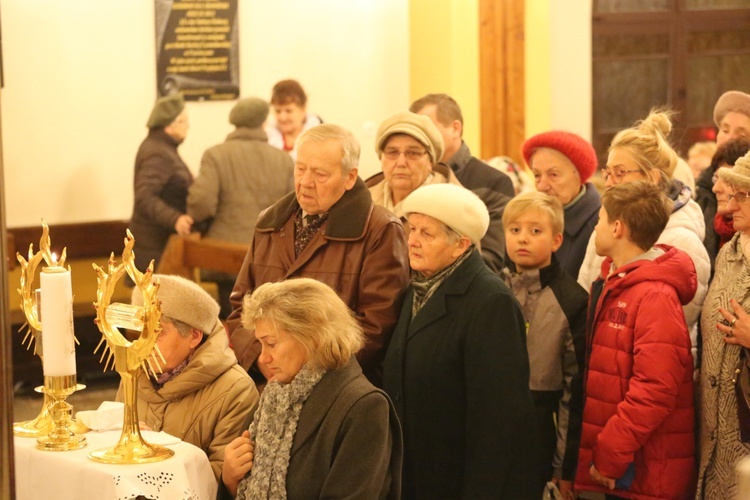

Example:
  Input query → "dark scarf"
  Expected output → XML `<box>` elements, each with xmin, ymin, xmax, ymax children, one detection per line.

<box><xmin>411</xmin><ymin>246</ymin><xmax>474</xmax><ymax>318</ymax></box>
<box><xmin>293</xmin><ymin>210</ymin><xmax>329</xmax><ymax>257</ymax></box>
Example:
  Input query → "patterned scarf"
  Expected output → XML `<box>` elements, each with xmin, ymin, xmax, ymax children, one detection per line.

<box><xmin>411</xmin><ymin>247</ymin><xmax>474</xmax><ymax>318</ymax></box>
<box><xmin>150</xmin><ymin>354</ymin><xmax>191</xmax><ymax>391</ymax></box>
<box><xmin>294</xmin><ymin>210</ymin><xmax>329</xmax><ymax>257</ymax></box>
<box><xmin>235</xmin><ymin>364</ymin><xmax>325</xmax><ymax>500</ymax></box>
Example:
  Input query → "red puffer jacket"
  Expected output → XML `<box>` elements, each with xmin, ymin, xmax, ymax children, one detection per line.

<box><xmin>575</xmin><ymin>245</ymin><xmax>696</xmax><ymax>499</ymax></box>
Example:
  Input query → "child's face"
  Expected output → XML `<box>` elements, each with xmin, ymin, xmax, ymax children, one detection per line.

<box><xmin>504</xmin><ymin>209</ymin><xmax>562</xmax><ymax>272</ymax></box>
<box><xmin>594</xmin><ymin>206</ymin><xmax>616</xmax><ymax>257</ymax></box>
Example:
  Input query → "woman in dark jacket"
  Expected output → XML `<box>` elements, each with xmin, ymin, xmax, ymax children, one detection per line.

<box><xmin>522</xmin><ymin>131</ymin><xmax>600</xmax><ymax>279</ymax></box>
<box><xmin>130</xmin><ymin>93</ymin><xmax>193</xmax><ymax>272</ymax></box>
<box><xmin>383</xmin><ymin>183</ymin><xmax>539</xmax><ymax>499</ymax></box>
<box><xmin>220</xmin><ymin>278</ymin><xmax>402</xmax><ymax>500</ymax></box>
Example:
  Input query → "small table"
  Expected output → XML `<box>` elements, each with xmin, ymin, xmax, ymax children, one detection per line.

<box><xmin>14</xmin><ymin>430</ymin><xmax>217</xmax><ymax>500</ymax></box>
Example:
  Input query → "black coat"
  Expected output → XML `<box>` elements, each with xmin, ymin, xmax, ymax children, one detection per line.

<box><xmin>695</xmin><ymin>165</ymin><xmax>718</xmax><ymax>273</ymax></box>
<box><xmin>449</xmin><ymin>143</ymin><xmax>514</xmax><ymax>274</ymax></box>
<box><xmin>383</xmin><ymin>250</ymin><xmax>540</xmax><ymax>499</ymax></box>
<box><xmin>130</xmin><ymin>128</ymin><xmax>192</xmax><ymax>271</ymax></box>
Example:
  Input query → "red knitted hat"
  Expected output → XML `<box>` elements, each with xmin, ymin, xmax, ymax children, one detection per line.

<box><xmin>522</xmin><ymin>131</ymin><xmax>598</xmax><ymax>183</ymax></box>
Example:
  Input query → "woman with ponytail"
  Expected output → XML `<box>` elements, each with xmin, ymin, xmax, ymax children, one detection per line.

<box><xmin>577</xmin><ymin>110</ymin><xmax>710</xmax><ymax>368</ymax></box>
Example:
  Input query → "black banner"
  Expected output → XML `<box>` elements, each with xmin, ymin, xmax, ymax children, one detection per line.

<box><xmin>155</xmin><ymin>0</ymin><xmax>239</xmax><ymax>101</ymax></box>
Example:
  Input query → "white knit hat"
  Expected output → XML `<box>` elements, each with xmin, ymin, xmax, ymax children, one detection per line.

<box><xmin>131</xmin><ymin>274</ymin><xmax>220</xmax><ymax>334</ymax></box>
<box><xmin>402</xmin><ymin>184</ymin><xmax>489</xmax><ymax>244</ymax></box>
<box><xmin>718</xmin><ymin>150</ymin><xmax>750</xmax><ymax>192</ymax></box>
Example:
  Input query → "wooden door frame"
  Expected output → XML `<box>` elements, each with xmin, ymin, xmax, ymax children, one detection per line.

<box><xmin>479</xmin><ymin>0</ymin><xmax>525</xmax><ymax>163</ymax></box>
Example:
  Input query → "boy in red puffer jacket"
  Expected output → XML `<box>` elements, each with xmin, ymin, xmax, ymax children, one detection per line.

<box><xmin>575</xmin><ymin>181</ymin><xmax>696</xmax><ymax>499</ymax></box>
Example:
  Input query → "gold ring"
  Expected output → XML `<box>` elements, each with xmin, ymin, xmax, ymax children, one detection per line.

<box><xmin>732</xmin><ymin>318</ymin><xmax>738</xmax><ymax>327</ymax></box>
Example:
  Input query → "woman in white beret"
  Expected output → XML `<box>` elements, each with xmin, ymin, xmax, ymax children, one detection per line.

<box><xmin>382</xmin><ymin>183</ymin><xmax>539</xmax><ymax>499</ymax></box>
<box><xmin>220</xmin><ymin>278</ymin><xmax>402</xmax><ymax>500</ymax></box>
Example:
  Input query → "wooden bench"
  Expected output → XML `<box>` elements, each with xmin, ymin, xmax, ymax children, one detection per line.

<box><xmin>155</xmin><ymin>234</ymin><xmax>250</xmax><ymax>278</ymax></box>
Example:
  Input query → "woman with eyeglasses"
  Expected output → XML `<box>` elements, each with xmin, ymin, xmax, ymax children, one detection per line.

<box><xmin>697</xmin><ymin>150</ymin><xmax>750</xmax><ymax>499</ymax></box>
<box><xmin>367</xmin><ymin>110</ymin><xmax>510</xmax><ymax>275</ymax></box>
<box><xmin>577</xmin><ymin>110</ymin><xmax>710</xmax><ymax>366</ymax></box>
<box><xmin>695</xmin><ymin>138</ymin><xmax>750</xmax><ymax>272</ymax></box>
<box><xmin>366</xmin><ymin>111</ymin><xmax>461</xmax><ymax>218</ymax></box>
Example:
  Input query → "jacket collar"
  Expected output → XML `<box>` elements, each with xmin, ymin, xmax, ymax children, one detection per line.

<box><xmin>290</xmin><ymin>358</ymin><xmax>362</xmax><ymax>455</ymax></box>
<box><xmin>256</xmin><ymin>177</ymin><xmax>373</xmax><ymax>240</ymax></box>
<box><xmin>147</xmin><ymin>127</ymin><xmax>181</xmax><ymax>148</ymax></box>
<box><xmin>564</xmin><ymin>182</ymin><xmax>601</xmax><ymax>236</ymax></box>
<box><xmin>136</xmin><ymin>320</ymin><xmax>236</xmax><ymax>402</ymax></box>
<box><xmin>447</xmin><ymin>141</ymin><xmax>472</xmax><ymax>173</ymax></box>
<box><xmin>225</xmin><ymin>127</ymin><xmax>268</xmax><ymax>143</ymax></box>
<box><xmin>504</xmin><ymin>254</ymin><xmax>562</xmax><ymax>290</ymax></box>
<box><xmin>407</xmin><ymin>249</ymin><xmax>487</xmax><ymax>338</ymax></box>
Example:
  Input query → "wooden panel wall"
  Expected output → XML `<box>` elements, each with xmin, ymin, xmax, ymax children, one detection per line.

<box><xmin>479</xmin><ymin>0</ymin><xmax>525</xmax><ymax>163</ymax></box>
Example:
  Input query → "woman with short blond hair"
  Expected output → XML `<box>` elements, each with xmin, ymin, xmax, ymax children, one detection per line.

<box><xmin>220</xmin><ymin>278</ymin><xmax>402</xmax><ymax>500</ymax></box>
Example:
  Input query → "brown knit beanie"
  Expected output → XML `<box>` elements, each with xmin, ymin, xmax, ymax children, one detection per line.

<box><xmin>714</xmin><ymin>91</ymin><xmax>750</xmax><ymax>127</ymax></box>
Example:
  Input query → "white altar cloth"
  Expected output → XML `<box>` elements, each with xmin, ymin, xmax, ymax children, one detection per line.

<box><xmin>14</xmin><ymin>429</ymin><xmax>217</xmax><ymax>500</ymax></box>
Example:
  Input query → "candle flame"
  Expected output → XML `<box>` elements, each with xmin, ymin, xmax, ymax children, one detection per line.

<box><xmin>51</xmin><ymin>252</ymin><xmax>57</xmax><ymax>263</ymax></box>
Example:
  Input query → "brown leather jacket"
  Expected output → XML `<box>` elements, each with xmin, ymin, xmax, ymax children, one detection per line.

<box><xmin>226</xmin><ymin>177</ymin><xmax>410</xmax><ymax>385</ymax></box>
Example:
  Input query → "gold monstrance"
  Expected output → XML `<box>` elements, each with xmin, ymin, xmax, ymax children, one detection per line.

<box><xmin>13</xmin><ymin>222</ymin><xmax>86</xmax><ymax>444</ymax></box>
<box><xmin>89</xmin><ymin>230</ymin><xmax>174</xmax><ymax>464</ymax></box>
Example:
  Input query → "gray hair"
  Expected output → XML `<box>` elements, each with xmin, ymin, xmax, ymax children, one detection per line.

<box><xmin>296</xmin><ymin>123</ymin><xmax>360</xmax><ymax>174</ymax></box>
<box><xmin>163</xmin><ymin>316</ymin><xmax>194</xmax><ymax>338</ymax></box>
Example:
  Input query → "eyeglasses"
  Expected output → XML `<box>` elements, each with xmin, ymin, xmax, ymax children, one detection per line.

<box><xmin>382</xmin><ymin>149</ymin><xmax>428</xmax><ymax>161</ymax></box>
<box><xmin>727</xmin><ymin>190</ymin><xmax>750</xmax><ymax>204</ymax></box>
<box><xmin>601</xmin><ymin>167</ymin><xmax>641</xmax><ymax>182</ymax></box>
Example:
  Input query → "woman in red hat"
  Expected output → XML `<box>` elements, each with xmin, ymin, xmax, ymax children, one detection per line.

<box><xmin>522</xmin><ymin>131</ymin><xmax>600</xmax><ymax>279</ymax></box>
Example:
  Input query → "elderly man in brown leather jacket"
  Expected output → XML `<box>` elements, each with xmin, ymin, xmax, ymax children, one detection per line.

<box><xmin>225</xmin><ymin>124</ymin><xmax>410</xmax><ymax>387</ymax></box>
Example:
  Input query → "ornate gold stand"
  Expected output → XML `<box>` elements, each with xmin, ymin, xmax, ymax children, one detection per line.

<box><xmin>88</xmin><ymin>362</ymin><xmax>173</xmax><ymax>464</ymax></box>
<box><xmin>35</xmin><ymin>375</ymin><xmax>87</xmax><ymax>451</ymax></box>
<box><xmin>89</xmin><ymin>230</ymin><xmax>174</xmax><ymax>464</ymax></box>
<box><xmin>13</xmin><ymin>222</ymin><xmax>87</xmax><ymax>438</ymax></box>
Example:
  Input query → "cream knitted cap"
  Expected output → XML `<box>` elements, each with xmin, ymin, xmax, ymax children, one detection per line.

<box><xmin>131</xmin><ymin>274</ymin><xmax>219</xmax><ymax>334</ymax></box>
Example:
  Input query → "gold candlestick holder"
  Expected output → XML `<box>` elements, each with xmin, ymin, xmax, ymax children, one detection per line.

<box><xmin>89</xmin><ymin>230</ymin><xmax>174</xmax><ymax>464</ymax></box>
<box><xmin>35</xmin><ymin>375</ymin><xmax>87</xmax><ymax>451</ymax></box>
<box><xmin>13</xmin><ymin>221</ymin><xmax>87</xmax><ymax>438</ymax></box>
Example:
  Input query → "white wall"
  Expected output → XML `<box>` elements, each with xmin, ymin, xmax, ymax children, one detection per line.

<box><xmin>525</xmin><ymin>0</ymin><xmax>592</xmax><ymax>140</ymax></box>
<box><xmin>548</xmin><ymin>0</ymin><xmax>592</xmax><ymax>139</ymax></box>
<box><xmin>1</xmin><ymin>0</ymin><xmax>409</xmax><ymax>227</ymax></box>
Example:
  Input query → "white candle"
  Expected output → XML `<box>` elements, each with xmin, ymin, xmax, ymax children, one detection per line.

<box><xmin>40</xmin><ymin>266</ymin><xmax>77</xmax><ymax>377</ymax></box>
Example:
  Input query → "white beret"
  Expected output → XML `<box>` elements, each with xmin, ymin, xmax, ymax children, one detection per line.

<box><xmin>131</xmin><ymin>274</ymin><xmax>220</xmax><ymax>334</ymax></box>
<box><xmin>402</xmin><ymin>184</ymin><xmax>489</xmax><ymax>244</ymax></box>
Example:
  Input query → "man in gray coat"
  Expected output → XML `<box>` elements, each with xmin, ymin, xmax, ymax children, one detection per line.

<box><xmin>188</xmin><ymin>97</ymin><xmax>294</xmax><ymax>316</ymax></box>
